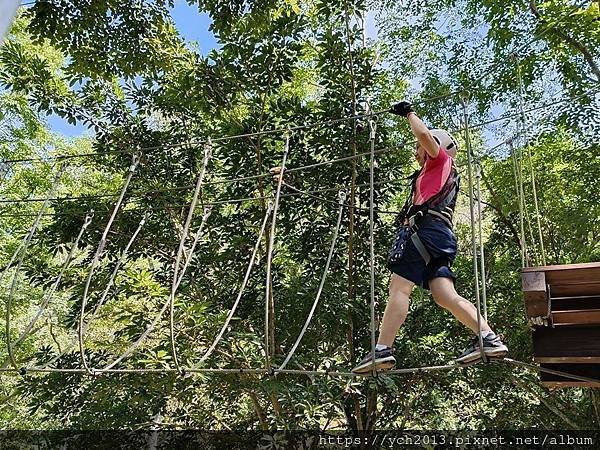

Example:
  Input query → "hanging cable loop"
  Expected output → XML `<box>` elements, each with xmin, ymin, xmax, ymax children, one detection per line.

<box><xmin>78</xmin><ymin>154</ymin><xmax>141</xmax><ymax>375</ymax></box>
<box><xmin>3</xmin><ymin>163</ymin><xmax>67</xmax><ymax>369</ymax></box>
<box><xmin>1</xmin><ymin>210</ymin><xmax>94</xmax><ymax>369</ymax></box>
<box><xmin>170</xmin><ymin>139</ymin><xmax>213</xmax><ymax>374</ymax></box>
<box><xmin>277</xmin><ymin>190</ymin><xmax>346</xmax><ymax>373</ymax></box>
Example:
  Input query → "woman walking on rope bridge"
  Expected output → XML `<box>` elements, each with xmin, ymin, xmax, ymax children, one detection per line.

<box><xmin>352</xmin><ymin>101</ymin><xmax>508</xmax><ymax>374</ymax></box>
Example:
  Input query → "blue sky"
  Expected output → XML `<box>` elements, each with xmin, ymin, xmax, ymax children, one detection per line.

<box><xmin>47</xmin><ymin>0</ymin><xmax>219</xmax><ymax>137</ymax></box>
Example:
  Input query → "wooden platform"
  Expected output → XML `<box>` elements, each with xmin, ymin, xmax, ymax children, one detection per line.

<box><xmin>522</xmin><ymin>262</ymin><xmax>600</xmax><ymax>321</ymax></box>
<box><xmin>521</xmin><ymin>262</ymin><xmax>600</xmax><ymax>387</ymax></box>
<box><xmin>540</xmin><ymin>363</ymin><xmax>600</xmax><ymax>388</ymax></box>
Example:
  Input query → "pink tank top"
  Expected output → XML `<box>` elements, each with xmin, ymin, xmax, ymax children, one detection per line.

<box><xmin>413</xmin><ymin>147</ymin><xmax>453</xmax><ymax>206</ymax></box>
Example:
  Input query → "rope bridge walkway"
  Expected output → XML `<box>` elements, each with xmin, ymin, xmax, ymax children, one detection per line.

<box><xmin>1</xmin><ymin>70</ymin><xmax>599</xmax><ymax>388</ymax></box>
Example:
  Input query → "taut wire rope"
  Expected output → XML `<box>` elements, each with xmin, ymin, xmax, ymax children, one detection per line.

<box><xmin>515</xmin><ymin>57</ymin><xmax>547</xmax><ymax>266</ymax></box>
<box><xmin>264</xmin><ymin>133</ymin><xmax>291</xmax><ymax>373</ymax></box>
<box><xmin>170</xmin><ymin>139</ymin><xmax>213</xmax><ymax>374</ymax></box>
<box><xmin>3</xmin><ymin>163</ymin><xmax>67</xmax><ymax>369</ymax></box>
<box><xmin>277</xmin><ymin>190</ymin><xmax>346</xmax><ymax>372</ymax></box>
<box><xmin>368</xmin><ymin>115</ymin><xmax>378</xmax><ymax>374</ymax></box>
<box><xmin>2</xmin><ymin>87</ymin><xmax>598</xmax><ymax>210</ymax></box>
<box><xmin>475</xmin><ymin>162</ymin><xmax>488</xmax><ymax>320</ymax></box>
<box><xmin>1</xmin><ymin>211</ymin><xmax>93</xmax><ymax>369</ymax></box>
<box><xmin>3</xmin><ymin>83</ymin><xmax>596</xmax><ymax>170</ymax></box>
<box><xmin>193</xmin><ymin>202</ymin><xmax>274</xmax><ymax>367</ymax></box>
<box><xmin>78</xmin><ymin>154</ymin><xmax>141</xmax><ymax>374</ymax></box>
<box><xmin>509</xmin><ymin>140</ymin><xmax>528</xmax><ymax>267</ymax></box>
<box><xmin>461</xmin><ymin>95</ymin><xmax>487</xmax><ymax>363</ymax></box>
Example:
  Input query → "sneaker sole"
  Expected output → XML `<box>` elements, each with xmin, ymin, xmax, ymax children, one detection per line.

<box><xmin>456</xmin><ymin>347</ymin><xmax>508</xmax><ymax>364</ymax></box>
<box><xmin>485</xmin><ymin>347</ymin><xmax>508</xmax><ymax>358</ymax></box>
<box><xmin>455</xmin><ymin>351</ymin><xmax>482</xmax><ymax>364</ymax></box>
<box><xmin>352</xmin><ymin>357</ymin><xmax>396</xmax><ymax>374</ymax></box>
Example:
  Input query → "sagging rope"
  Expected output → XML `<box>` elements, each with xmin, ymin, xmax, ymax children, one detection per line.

<box><xmin>95</xmin><ymin>206</ymin><xmax>212</xmax><ymax>374</ymax></box>
<box><xmin>78</xmin><ymin>213</ymin><xmax>148</xmax><ymax>370</ymax></box>
<box><xmin>92</xmin><ymin>144</ymin><xmax>212</xmax><ymax>375</ymax></box>
<box><xmin>1</xmin><ymin>211</ymin><xmax>93</xmax><ymax>369</ymax></box>
<box><xmin>3</xmin><ymin>163</ymin><xmax>67</xmax><ymax>369</ymax></box>
<box><xmin>277</xmin><ymin>190</ymin><xmax>346</xmax><ymax>372</ymax></box>
<box><xmin>193</xmin><ymin>203</ymin><xmax>274</xmax><ymax>367</ymax></box>
<box><xmin>78</xmin><ymin>154</ymin><xmax>141</xmax><ymax>375</ymax></box>
<box><xmin>170</xmin><ymin>139</ymin><xmax>213</xmax><ymax>374</ymax></box>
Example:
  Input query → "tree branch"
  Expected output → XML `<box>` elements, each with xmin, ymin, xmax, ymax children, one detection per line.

<box><xmin>529</xmin><ymin>0</ymin><xmax>600</xmax><ymax>82</ymax></box>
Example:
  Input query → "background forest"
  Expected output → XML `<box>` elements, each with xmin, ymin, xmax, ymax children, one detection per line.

<box><xmin>1</xmin><ymin>0</ymin><xmax>599</xmax><ymax>432</ymax></box>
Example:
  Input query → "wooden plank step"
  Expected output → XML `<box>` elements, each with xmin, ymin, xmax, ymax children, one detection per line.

<box><xmin>540</xmin><ymin>363</ymin><xmax>600</xmax><ymax>388</ymax></box>
<box><xmin>522</xmin><ymin>262</ymin><xmax>600</xmax><ymax>273</ymax></box>
<box><xmin>551</xmin><ymin>296</ymin><xmax>600</xmax><ymax>310</ymax></box>
<box><xmin>551</xmin><ymin>283</ymin><xmax>600</xmax><ymax>298</ymax></box>
<box><xmin>522</xmin><ymin>262</ymin><xmax>600</xmax><ymax>286</ymax></box>
<box><xmin>533</xmin><ymin>326</ymin><xmax>600</xmax><ymax>362</ymax></box>
<box><xmin>552</xmin><ymin>309</ymin><xmax>600</xmax><ymax>326</ymax></box>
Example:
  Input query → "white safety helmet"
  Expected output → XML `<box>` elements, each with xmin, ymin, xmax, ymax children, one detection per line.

<box><xmin>430</xmin><ymin>129</ymin><xmax>459</xmax><ymax>158</ymax></box>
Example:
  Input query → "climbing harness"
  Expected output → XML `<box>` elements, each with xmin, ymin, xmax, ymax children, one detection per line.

<box><xmin>388</xmin><ymin>158</ymin><xmax>460</xmax><ymax>267</ymax></box>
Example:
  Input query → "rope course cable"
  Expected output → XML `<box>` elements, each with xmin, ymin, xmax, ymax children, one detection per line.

<box><xmin>264</xmin><ymin>133</ymin><xmax>291</xmax><ymax>373</ymax></box>
<box><xmin>461</xmin><ymin>95</ymin><xmax>487</xmax><ymax>364</ymax></box>
<box><xmin>2</xmin><ymin>87</ymin><xmax>597</xmax><ymax>217</ymax></box>
<box><xmin>3</xmin><ymin>163</ymin><xmax>67</xmax><ymax>369</ymax></box>
<box><xmin>367</xmin><ymin>114</ymin><xmax>378</xmax><ymax>375</ymax></box>
<box><xmin>475</xmin><ymin>163</ymin><xmax>488</xmax><ymax>320</ymax></box>
<box><xmin>509</xmin><ymin>140</ymin><xmax>529</xmax><ymax>267</ymax></box>
<box><xmin>277</xmin><ymin>190</ymin><xmax>346</xmax><ymax>372</ymax></box>
<box><xmin>3</xmin><ymin>87</ymin><xmax>597</xmax><ymax>214</ymax></box>
<box><xmin>3</xmin><ymin>83</ymin><xmax>596</xmax><ymax>172</ymax></box>
<box><xmin>93</xmin><ymin>206</ymin><xmax>212</xmax><ymax>374</ymax></box>
<box><xmin>169</xmin><ymin>140</ymin><xmax>212</xmax><ymax>374</ymax></box>
<box><xmin>1</xmin><ymin>211</ymin><xmax>93</xmax><ymax>369</ymax></box>
<box><xmin>77</xmin><ymin>213</ymin><xmax>148</xmax><ymax>370</ymax></box>
<box><xmin>515</xmin><ymin>56</ymin><xmax>547</xmax><ymax>266</ymax></box>
<box><xmin>78</xmin><ymin>153</ymin><xmax>141</xmax><ymax>375</ymax></box>
<box><xmin>2</xmin><ymin>31</ymin><xmax>598</xmax><ymax>388</ymax></box>
<box><xmin>193</xmin><ymin>203</ymin><xmax>274</xmax><ymax>368</ymax></box>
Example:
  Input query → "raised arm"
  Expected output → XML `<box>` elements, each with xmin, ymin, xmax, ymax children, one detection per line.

<box><xmin>390</xmin><ymin>101</ymin><xmax>439</xmax><ymax>159</ymax></box>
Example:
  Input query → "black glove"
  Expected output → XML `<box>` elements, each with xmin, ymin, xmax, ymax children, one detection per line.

<box><xmin>390</xmin><ymin>101</ymin><xmax>414</xmax><ymax>117</ymax></box>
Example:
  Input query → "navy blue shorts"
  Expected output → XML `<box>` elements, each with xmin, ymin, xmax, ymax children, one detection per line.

<box><xmin>387</xmin><ymin>217</ymin><xmax>457</xmax><ymax>290</ymax></box>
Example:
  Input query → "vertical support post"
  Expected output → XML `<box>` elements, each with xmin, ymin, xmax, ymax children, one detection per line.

<box><xmin>460</xmin><ymin>94</ymin><xmax>487</xmax><ymax>362</ymax></box>
<box><xmin>264</xmin><ymin>133</ymin><xmax>290</xmax><ymax>373</ymax></box>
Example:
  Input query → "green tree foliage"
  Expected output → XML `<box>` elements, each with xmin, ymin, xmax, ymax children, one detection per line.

<box><xmin>0</xmin><ymin>0</ymin><xmax>599</xmax><ymax>432</ymax></box>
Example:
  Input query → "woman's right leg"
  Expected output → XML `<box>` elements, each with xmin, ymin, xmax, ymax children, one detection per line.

<box><xmin>377</xmin><ymin>274</ymin><xmax>414</xmax><ymax>347</ymax></box>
